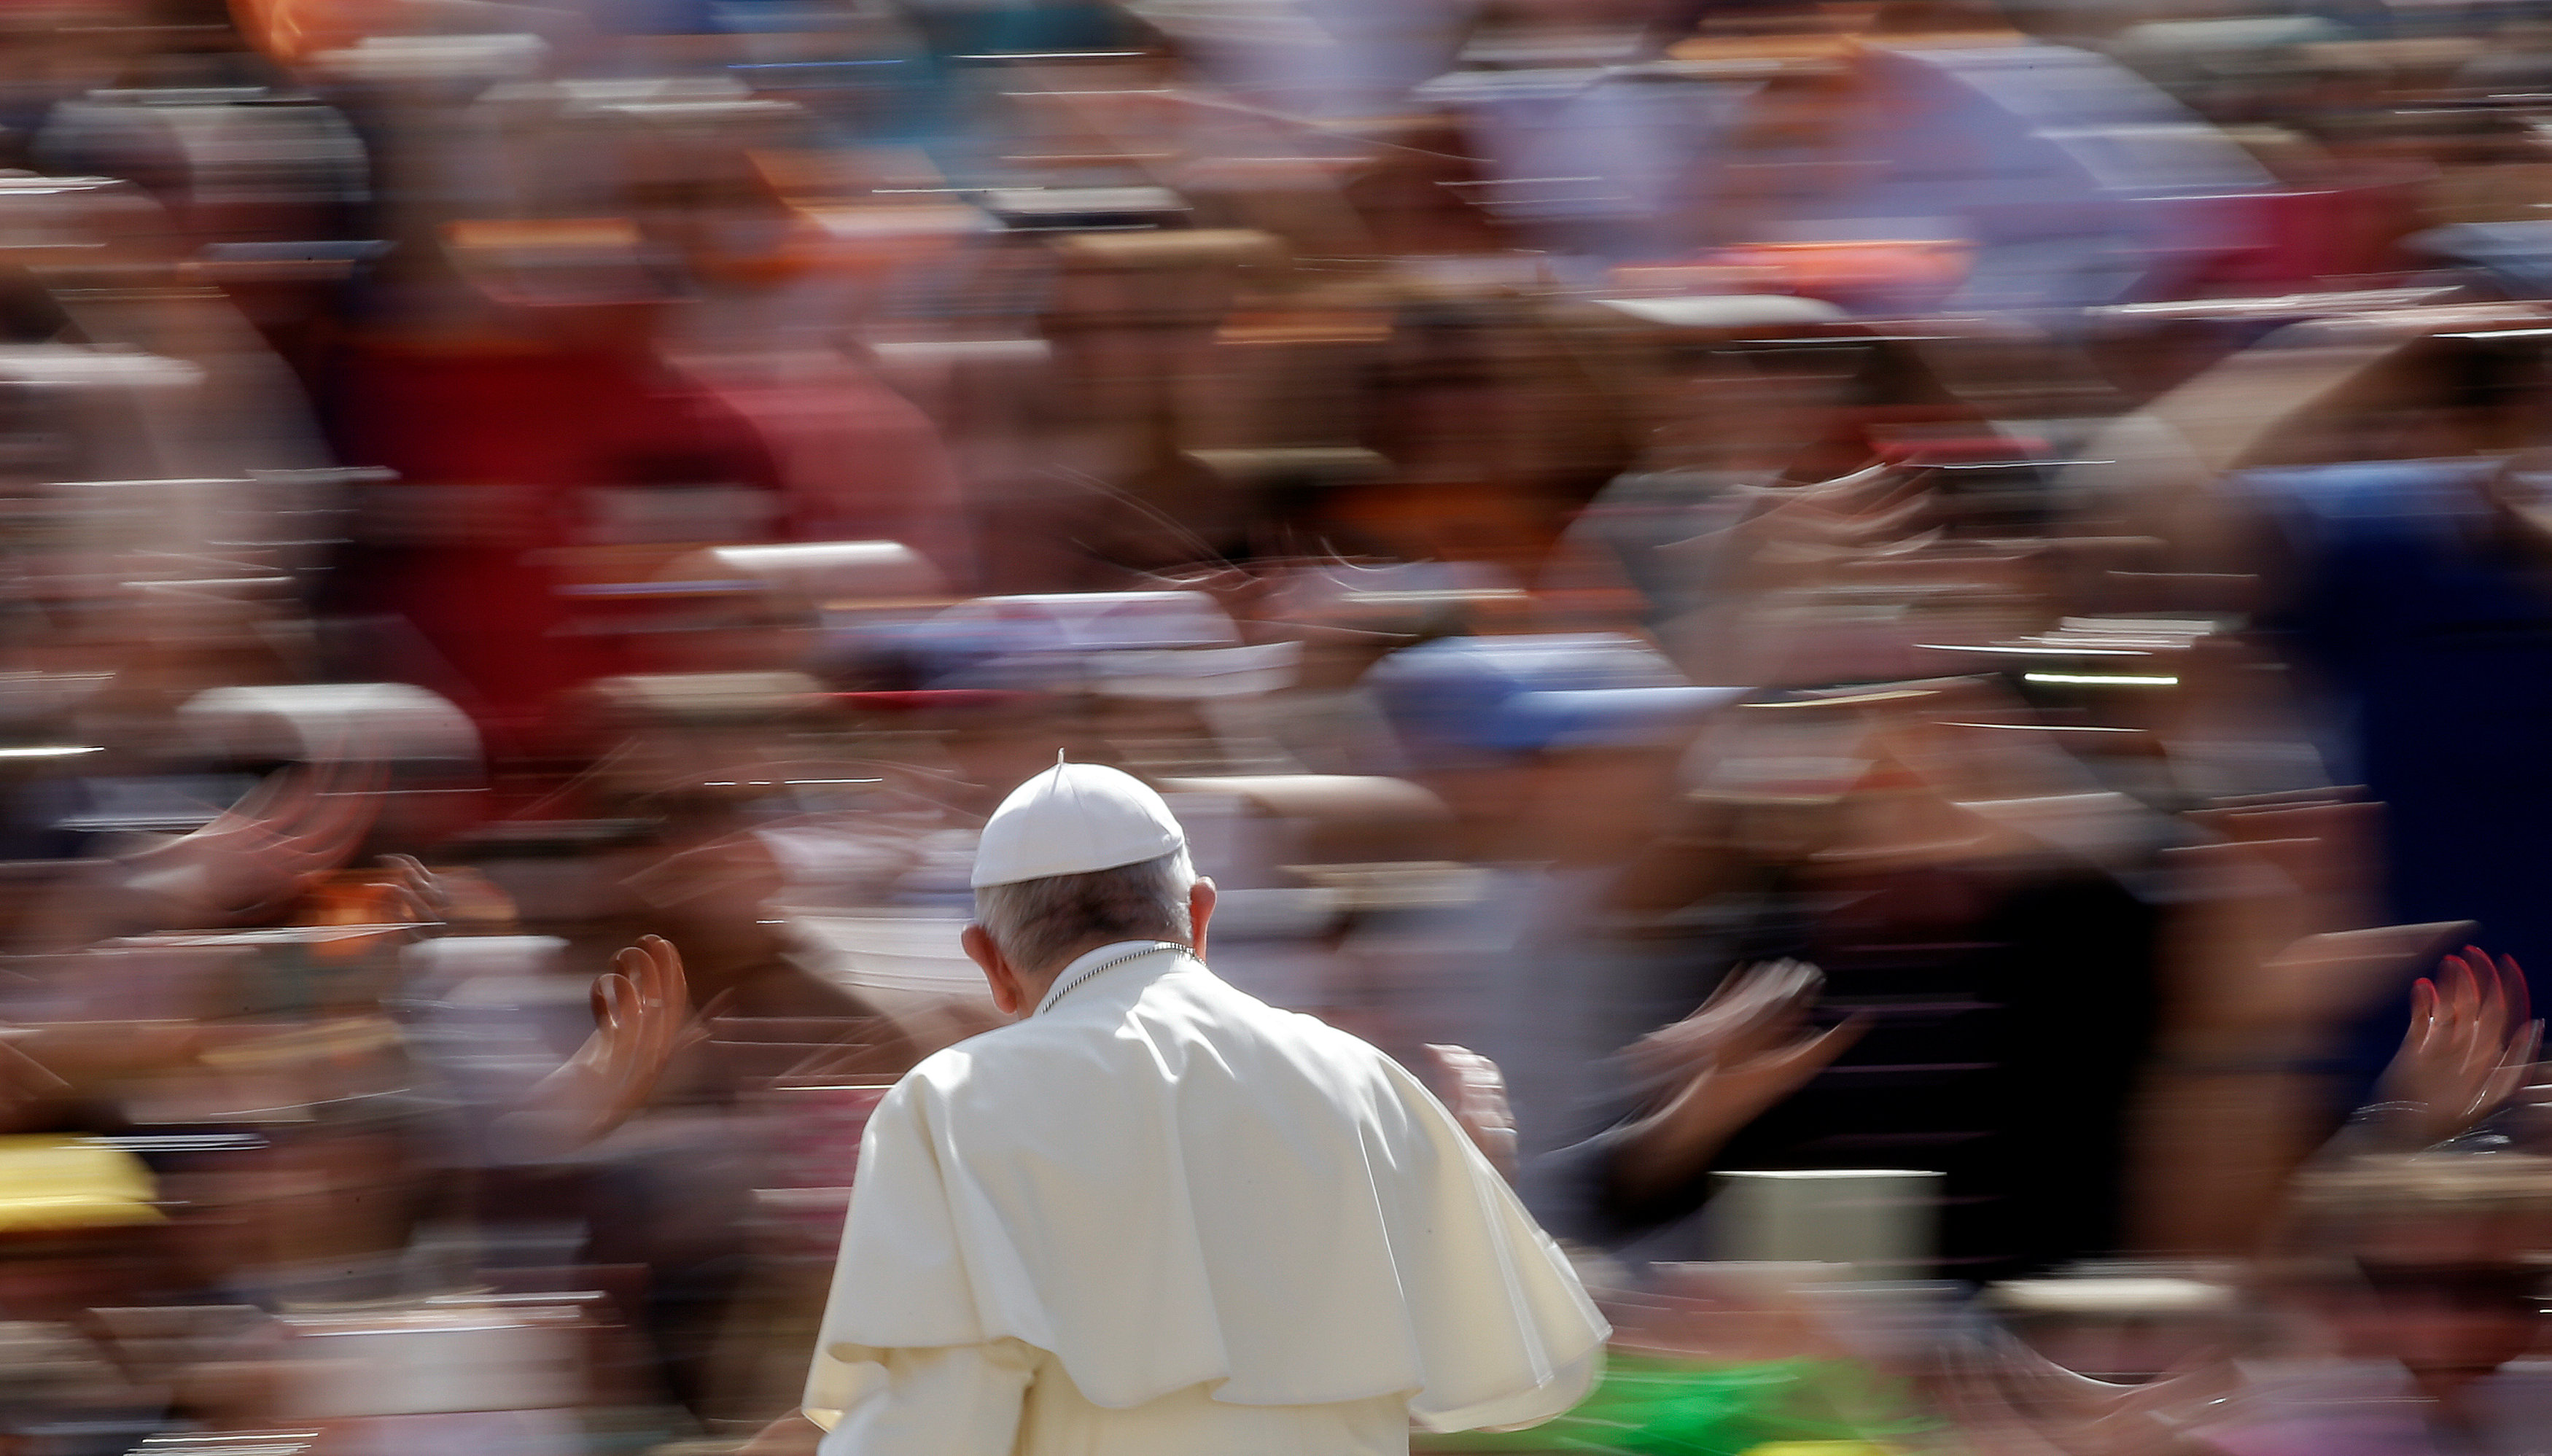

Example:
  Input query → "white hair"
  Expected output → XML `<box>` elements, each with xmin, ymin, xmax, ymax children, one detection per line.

<box><xmin>973</xmin><ymin>847</ymin><xmax>1197</xmax><ymax>976</ymax></box>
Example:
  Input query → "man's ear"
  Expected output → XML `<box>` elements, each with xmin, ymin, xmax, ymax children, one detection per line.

<box><xmin>964</xmin><ymin>923</ymin><xmax>1026</xmax><ymax>1016</ymax></box>
<box><xmin>1188</xmin><ymin>878</ymin><xmax>1217</xmax><ymax>961</ymax></box>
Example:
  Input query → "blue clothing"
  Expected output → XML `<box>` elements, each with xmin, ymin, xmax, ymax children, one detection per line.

<box><xmin>2244</xmin><ymin>459</ymin><xmax>2552</xmax><ymax>1067</ymax></box>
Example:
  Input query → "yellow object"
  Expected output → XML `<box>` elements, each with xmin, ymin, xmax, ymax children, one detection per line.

<box><xmin>0</xmin><ymin>1136</ymin><xmax>162</xmax><ymax>1233</ymax></box>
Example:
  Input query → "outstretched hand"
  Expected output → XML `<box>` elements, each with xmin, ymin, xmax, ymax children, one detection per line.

<box><xmin>1615</xmin><ymin>959</ymin><xmax>1867</xmax><ymax>1203</ymax></box>
<box><xmin>1625</xmin><ymin>957</ymin><xmax>1824</xmax><ymax>1094</ymax></box>
<box><xmin>45</xmin><ymin>758</ymin><xmax>387</xmax><ymax>945</ymax></box>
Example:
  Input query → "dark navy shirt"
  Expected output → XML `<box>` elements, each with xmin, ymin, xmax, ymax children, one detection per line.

<box><xmin>2244</xmin><ymin>459</ymin><xmax>2552</xmax><ymax>1083</ymax></box>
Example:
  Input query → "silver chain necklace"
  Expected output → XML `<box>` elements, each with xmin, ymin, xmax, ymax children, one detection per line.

<box><xmin>1040</xmin><ymin>941</ymin><xmax>1193</xmax><ymax>1014</ymax></box>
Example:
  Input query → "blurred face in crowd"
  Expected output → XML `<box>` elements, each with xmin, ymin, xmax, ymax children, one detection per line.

<box><xmin>2322</xmin><ymin>1209</ymin><xmax>2552</xmax><ymax>1387</ymax></box>
<box><xmin>163</xmin><ymin>1130</ymin><xmax>421</xmax><ymax>1290</ymax></box>
<box><xmin>2343</xmin><ymin>1261</ymin><xmax>2544</xmax><ymax>1381</ymax></box>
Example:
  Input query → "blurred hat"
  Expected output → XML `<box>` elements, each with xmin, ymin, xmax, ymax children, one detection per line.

<box><xmin>972</xmin><ymin>762</ymin><xmax>1186</xmax><ymax>888</ymax></box>
<box><xmin>1489</xmin><ymin>685</ymin><xmax>1746</xmax><ymax>752</ymax></box>
<box><xmin>887</xmin><ymin>591</ymin><xmax>1310</xmax><ymax>698</ymax></box>
<box><xmin>181</xmin><ymin>683</ymin><xmax>480</xmax><ymax>768</ymax></box>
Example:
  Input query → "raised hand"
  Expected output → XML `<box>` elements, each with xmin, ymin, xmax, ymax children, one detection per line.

<box><xmin>507</xmin><ymin>936</ymin><xmax>723</xmax><ymax>1156</ymax></box>
<box><xmin>2379</xmin><ymin>946</ymin><xmax>2539</xmax><ymax>1147</ymax></box>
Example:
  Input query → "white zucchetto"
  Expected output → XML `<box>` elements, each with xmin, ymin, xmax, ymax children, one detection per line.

<box><xmin>970</xmin><ymin>761</ymin><xmax>1187</xmax><ymax>887</ymax></box>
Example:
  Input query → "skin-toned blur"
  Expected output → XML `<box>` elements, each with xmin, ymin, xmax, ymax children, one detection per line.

<box><xmin>7</xmin><ymin>0</ymin><xmax>2552</xmax><ymax>1449</ymax></box>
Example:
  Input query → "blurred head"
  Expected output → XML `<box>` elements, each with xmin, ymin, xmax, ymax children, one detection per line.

<box><xmin>159</xmin><ymin>1098</ymin><xmax>459</xmax><ymax>1298</ymax></box>
<box><xmin>2289</xmin><ymin>1153</ymin><xmax>2552</xmax><ymax>1385</ymax></box>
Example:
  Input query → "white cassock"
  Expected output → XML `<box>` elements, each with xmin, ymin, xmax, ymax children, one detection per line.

<box><xmin>803</xmin><ymin>941</ymin><xmax>1609</xmax><ymax>1455</ymax></box>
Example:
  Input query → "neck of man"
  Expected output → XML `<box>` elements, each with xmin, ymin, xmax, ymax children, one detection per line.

<box><xmin>1024</xmin><ymin>935</ymin><xmax>1193</xmax><ymax>1006</ymax></box>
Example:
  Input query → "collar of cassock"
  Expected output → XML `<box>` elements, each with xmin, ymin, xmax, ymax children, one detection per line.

<box><xmin>1035</xmin><ymin>939</ymin><xmax>1194</xmax><ymax>1016</ymax></box>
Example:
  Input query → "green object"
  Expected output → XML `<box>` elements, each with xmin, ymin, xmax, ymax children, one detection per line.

<box><xmin>1415</xmin><ymin>1352</ymin><xmax>1937</xmax><ymax>1456</ymax></box>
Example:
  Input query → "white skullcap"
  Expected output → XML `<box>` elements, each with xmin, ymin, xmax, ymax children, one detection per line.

<box><xmin>971</xmin><ymin>761</ymin><xmax>1186</xmax><ymax>887</ymax></box>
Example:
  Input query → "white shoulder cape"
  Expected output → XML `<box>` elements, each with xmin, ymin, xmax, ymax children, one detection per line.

<box><xmin>804</xmin><ymin>949</ymin><xmax>1607</xmax><ymax>1430</ymax></box>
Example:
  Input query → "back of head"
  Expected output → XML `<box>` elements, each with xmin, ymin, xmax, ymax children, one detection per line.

<box><xmin>975</xmin><ymin>849</ymin><xmax>1197</xmax><ymax>978</ymax></box>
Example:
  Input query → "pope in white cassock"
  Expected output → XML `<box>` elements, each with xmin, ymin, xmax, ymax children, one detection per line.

<box><xmin>785</xmin><ymin>761</ymin><xmax>1608</xmax><ymax>1455</ymax></box>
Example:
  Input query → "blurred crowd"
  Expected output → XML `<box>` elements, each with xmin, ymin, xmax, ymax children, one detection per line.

<box><xmin>12</xmin><ymin>0</ymin><xmax>2552</xmax><ymax>1447</ymax></box>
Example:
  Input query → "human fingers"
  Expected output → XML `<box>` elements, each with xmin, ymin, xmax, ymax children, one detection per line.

<box><xmin>2467</xmin><ymin>949</ymin><xmax>2511</xmax><ymax>1036</ymax></box>
<box><xmin>631</xmin><ymin>938</ymin><xmax>693</xmax><ymax>1070</ymax></box>
<box><xmin>381</xmin><ymin>854</ymin><xmax>451</xmax><ymax>916</ymax></box>
<box><xmin>615</xmin><ymin>941</ymin><xmax>665</xmax><ymax>1015</ymax></box>
<box><xmin>1795</xmin><ymin>467</ymin><xmax>1905</xmax><ymax>525</ymax></box>
<box><xmin>2455</xmin><ymin>951</ymin><xmax>2521</xmax><ymax>1074</ymax></box>
<box><xmin>1692</xmin><ymin>961</ymin><xmax>1767</xmax><ymax>1013</ymax></box>
<box><xmin>1813</xmin><ymin>461</ymin><xmax>1897</xmax><ymax>495</ymax></box>
<box><xmin>1643</xmin><ymin>973</ymin><xmax>1786</xmax><ymax>1065</ymax></box>
<box><xmin>299</xmin><ymin>756</ymin><xmax>384</xmax><ymax>826</ymax></box>
<box><xmin>1705</xmin><ymin>959</ymin><xmax>1816</xmax><ymax>1019</ymax></box>
<box><xmin>294</xmin><ymin>771</ymin><xmax>383</xmax><ymax>869</ymax></box>
<box><xmin>1429</xmin><ymin>1043</ymin><xmax>1509</xmax><ymax>1094</ymax></box>
<box><xmin>1634</xmin><ymin>962</ymin><xmax>1817</xmax><ymax>1078</ymax></box>
<box><xmin>2441</xmin><ymin>957</ymin><xmax>2491</xmax><ymax>1062</ymax></box>
<box><xmin>1773</xmin><ymin>1012</ymin><xmax>1869</xmax><ymax>1075</ymax></box>
<box><xmin>376</xmin><ymin>879</ymin><xmax>435</xmax><ymax>928</ymax></box>
<box><xmin>218</xmin><ymin>764</ymin><xmax>309</xmax><ymax>830</ymax></box>
<box><xmin>1839</xmin><ymin>486</ymin><xmax>1931</xmax><ymax>544</ymax></box>
<box><xmin>1423</xmin><ymin>1043</ymin><xmax>1478</xmax><ymax>1083</ymax></box>
<box><xmin>1692</xmin><ymin>1016</ymin><xmax>1869</xmax><ymax>1133</ymax></box>
<box><xmin>1719</xmin><ymin>962</ymin><xmax>1823</xmax><ymax>1043</ymax></box>
<box><xmin>1641</xmin><ymin>968</ymin><xmax>1781</xmax><ymax>1055</ymax></box>
<box><xmin>591</xmin><ymin>971</ymin><xmax>634</xmax><ymax>1034</ymax></box>
<box><xmin>307</xmin><ymin>752</ymin><xmax>385</xmax><ymax>803</ymax></box>
<box><xmin>2435</xmin><ymin>955</ymin><xmax>2479</xmax><ymax>1048</ymax></box>
<box><xmin>1425</xmin><ymin>1043</ymin><xmax>1509</xmax><ymax>1109</ymax></box>
<box><xmin>610</xmin><ymin>946</ymin><xmax>658</xmax><ymax>1007</ymax></box>
<box><xmin>637</xmin><ymin>935</ymin><xmax>689</xmax><ymax>1023</ymax></box>
<box><xmin>1657</xmin><ymin>967</ymin><xmax>1814</xmax><ymax>1063</ymax></box>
